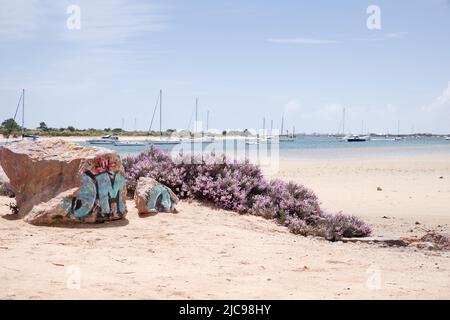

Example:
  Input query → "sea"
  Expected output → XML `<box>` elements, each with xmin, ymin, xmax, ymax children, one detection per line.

<box><xmin>1</xmin><ymin>136</ymin><xmax>449</xmax><ymax>160</ymax></box>
<box><xmin>76</xmin><ymin>136</ymin><xmax>450</xmax><ymax>160</ymax></box>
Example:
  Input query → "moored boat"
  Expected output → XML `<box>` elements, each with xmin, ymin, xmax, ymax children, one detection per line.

<box><xmin>346</xmin><ymin>135</ymin><xmax>368</xmax><ymax>142</ymax></box>
<box><xmin>87</xmin><ymin>135</ymin><xmax>119</xmax><ymax>145</ymax></box>
<box><xmin>114</xmin><ymin>141</ymin><xmax>146</xmax><ymax>146</ymax></box>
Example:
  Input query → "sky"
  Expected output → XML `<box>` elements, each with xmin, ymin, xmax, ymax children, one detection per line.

<box><xmin>0</xmin><ymin>0</ymin><xmax>449</xmax><ymax>134</ymax></box>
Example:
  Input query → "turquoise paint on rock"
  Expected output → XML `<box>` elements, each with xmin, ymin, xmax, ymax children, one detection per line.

<box><xmin>96</xmin><ymin>172</ymin><xmax>126</xmax><ymax>214</ymax></box>
<box><xmin>147</xmin><ymin>185</ymin><xmax>173</xmax><ymax>211</ymax></box>
<box><xmin>74</xmin><ymin>173</ymin><xmax>97</xmax><ymax>218</ymax></box>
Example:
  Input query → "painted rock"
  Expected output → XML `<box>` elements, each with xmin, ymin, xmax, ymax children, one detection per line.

<box><xmin>0</xmin><ymin>140</ymin><xmax>127</xmax><ymax>224</ymax></box>
<box><xmin>134</xmin><ymin>177</ymin><xmax>178</xmax><ymax>214</ymax></box>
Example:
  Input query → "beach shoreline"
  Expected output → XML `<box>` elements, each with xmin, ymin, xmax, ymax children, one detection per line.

<box><xmin>1</xmin><ymin>154</ymin><xmax>449</xmax><ymax>299</ymax></box>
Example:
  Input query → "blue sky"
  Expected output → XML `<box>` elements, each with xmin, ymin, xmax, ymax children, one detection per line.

<box><xmin>1</xmin><ymin>0</ymin><xmax>449</xmax><ymax>134</ymax></box>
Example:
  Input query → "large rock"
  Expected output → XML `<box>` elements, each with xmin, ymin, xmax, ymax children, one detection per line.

<box><xmin>134</xmin><ymin>177</ymin><xmax>178</xmax><ymax>214</ymax></box>
<box><xmin>0</xmin><ymin>140</ymin><xmax>127</xmax><ymax>224</ymax></box>
<box><xmin>0</xmin><ymin>165</ymin><xmax>14</xmax><ymax>197</ymax></box>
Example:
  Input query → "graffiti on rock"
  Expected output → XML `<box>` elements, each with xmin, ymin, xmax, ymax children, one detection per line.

<box><xmin>61</xmin><ymin>157</ymin><xmax>126</xmax><ymax>220</ymax></box>
<box><xmin>147</xmin><ymin>185</ymin><xmax>174</xmax><ymax>212</ymax></box>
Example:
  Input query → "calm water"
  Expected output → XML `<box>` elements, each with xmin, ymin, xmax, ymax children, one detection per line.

<box><xmin>2</xmin><ymin>137</ymin><xmax>449</xmax><ymax>160</ymax></box>
<box><xmin>76</xmin><ymin>136</ymin><xmax>450</xmax><ymax>160</ymax></box>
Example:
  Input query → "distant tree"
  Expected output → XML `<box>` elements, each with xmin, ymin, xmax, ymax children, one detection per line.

<box><xmin>222</xmin><ymin>130</ymin><xmax>227</xmax><ymax>136</ymax></box>
<box><xmin>112</xmin><ymin>128</ymin><xmax>123</xmax><ymax>133</ymax></box>
<box><xmin>67</xmin><ymin>126</ymin><xmax>76</xmax><ymax>132</ymax></box>
<box><xmin>39</xmin><ymin>122</ymin><xmax>48</xmax><ymax>131</ymax></box>
<box><xmin>59</xmin><ymin>128</ymin><xmax>65</xmax><ymax>132</ymax></box>
<box><xmin>104</xmin><ymin>128</ymin><xmax>111</xmax><ymax>132</ymax></box>
<box><xmin>1</xmin><ymin>118</ymin><xmax>21</xmax><ymax>137</ymax></box>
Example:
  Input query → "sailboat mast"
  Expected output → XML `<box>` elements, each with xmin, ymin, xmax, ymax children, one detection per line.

<box><xmin>206</xmin><ymin>110</ymin><xmax>209</xmax><ymax>132</ymax></box>
<box><xmin>159</xmin><ymin>89</ymin><xmax>162</xmax><ymax>137</ymax></box>
<box><xmin>342</xmin><ymin>107</ymin><xmax>346</xmax><ymax>135</ymax></box>
<box><xmin>195</xmin><ymin>97</ymin><xmax>198</xmax><ymax>133</ymax></box>
<box><xmin>281</xmin><ymin>116</ymin><xmax>284</xmax><ymax>136</ymax></box>
<box><xmin>22</xmin><ymin>88</ymin><xmax>25</xmax><ymax>139</ymax></box>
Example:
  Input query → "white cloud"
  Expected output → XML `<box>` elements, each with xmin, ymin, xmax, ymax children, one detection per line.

<box><xmin>350</xmin><ymin>32</ymin><xmax>409</xmax><ymax>42</ymax></box>
<box><xmin>267</xmin><ymin>37</ymin><xmax>339</xmax><ymax>45</ymax></box>
<box><xmin>384</xmin><ymin>32</ymin><xmax>408</xmax><ymax>39</ymax></box>
<box><xmin>422</xmin><ymin>81</ymin><xmax>450</xmax><ymax>111</ymax></box>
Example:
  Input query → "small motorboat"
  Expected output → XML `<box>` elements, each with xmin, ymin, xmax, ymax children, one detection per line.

<box><xmin>114</xmin><ymin>141</ymin><xmax>146</xmax><ymax>146</ymax></box>
<box><xmin>147</xmin><ymin>138</ymin><xmax>182</xmax><ymax>145</ymax></box>
<box><xmin>188</xmin><ymin>137</ymin><xmax>215</xmax><ymax>144</ymax></box>
<box><xmin>371</xmin><ymin>137</ymin><xmax>396</xmax><ymax>141</ymax></box>
<box><xmin>245</xmin><ymin>137</ymin><xmax>270</xmax><ymax>145</ymax></box>
<box><xmin>279</xmin><ymin>135</ymin><xmax>294</xmax><ymax>142</ymax></box>
<box><xmin>445</xmin><ymin>136</ymin><xmax>450</xmax><ymax>141</ymax></box>
<box><xmin>346</xmin><ymin>135</ymin><xmax>368</xmax><ymax>142</ymax></box>
<box><xmin>87</xmin><ymin>135</ymin><xmax>119</xmax><ymax>145</ymax></box>
<box><xmin>23</xmin><ymin>134</ymin><xmax>39</xmax><ymax>141</ymax></box>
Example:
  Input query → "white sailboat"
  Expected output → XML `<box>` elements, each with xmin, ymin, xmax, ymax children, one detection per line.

<box><xmin>245</xmin><ymin>117</ymin><xmax>270</xmax><ymax>145</ymax></box>
<box><xmin>279</xmin><ymin>116</ymin><xmax>295</xmax><ymax>142</ymax></box>
<box><xmin>10</xmin><ymin>89</ymin><xmax>38</xmax><ymax>141</ymax></box>
<box><xmin>394</xmin><ymin>120</ymin><xmax>405</xmax><ymax>141</ymax></box>
<box><xmin>189</xmin><ymin>97</ymin><xmax>214</xmax><ymax>144</ymax></box>
<box><xmin>340</xmin><ymin>108</ymin><xmax>369</xmax><ymax>142</ymax></box>
<box><xmin>147</xmin><ymin>90</ymin><xmax>181</xmax><ymax>146</ymax></box>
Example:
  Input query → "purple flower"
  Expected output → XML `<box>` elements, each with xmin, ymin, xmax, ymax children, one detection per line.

<box><xmin>124</xmin><ymin>146</ymin><xmax>371</xmax><ymax>240</ymax></box>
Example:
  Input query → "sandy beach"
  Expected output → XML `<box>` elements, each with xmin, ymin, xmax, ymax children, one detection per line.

<box><xmin>1</xmin><ymin>155</ymin><xmax>449</xmax><ymax>299</ymax></box>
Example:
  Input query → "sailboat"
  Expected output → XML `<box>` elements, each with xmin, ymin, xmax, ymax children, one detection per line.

<box><xmin>279</xmin><ymin>116</ymin><xmax>295</xmax><ymax>142</ymax></box>
<box><xmin>11</xmin><ymin>89</ymin><xmax>38</xmax><ymax>141</ymax></box>
<box><xmin>393</xmin><ymin>120</ymin><xmax>404</xmax><ymax>141</ymax></box>
<box><xmin>147</xmin><ymin>90</ymin><xmax>181</xmax><ymax>146</ymax></box>
<box><xmin>189</xmin><ymin>97</ymin><xmax>214</xmax><ymax>144</ymax></box>
<box><xmin>340</xmin><ymin>108</ymin><xmax>369</xmax><ymax>142</ymax></box>
<box><xmin>245</xmin><ymin>117</ymin><xmax>270</xmax><ymax>145</ymax></box>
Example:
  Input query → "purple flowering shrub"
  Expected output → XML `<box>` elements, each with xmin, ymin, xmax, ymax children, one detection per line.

<box><xmin>123</xmin><ymin>146</ymin><xmax>371</xmax><ymax>240</ymax></box>
<box><xmin>189</xmin><ymin>156</ymin><xmax>265</xmax><ymax>212</ymax></box>
<box><xmin>123</xmin><ymin>148</ymin><xmax>197</xmax><ymax>197</ymax></box>
<box><xmin>250</xmin><ymin>179</ymin><xmax>322</xmax><ymax>224</ymax></box>
<box><xmin>316</xmin><ymin>212</ymin><xmax>373</xmax><ymax>241</ymax></box>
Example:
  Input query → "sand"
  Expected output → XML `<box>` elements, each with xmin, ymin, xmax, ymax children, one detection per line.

<box><xmin>1</xmin><ymin>156</ymin><xmax>449</xmax><ymax>299</ymax></box>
